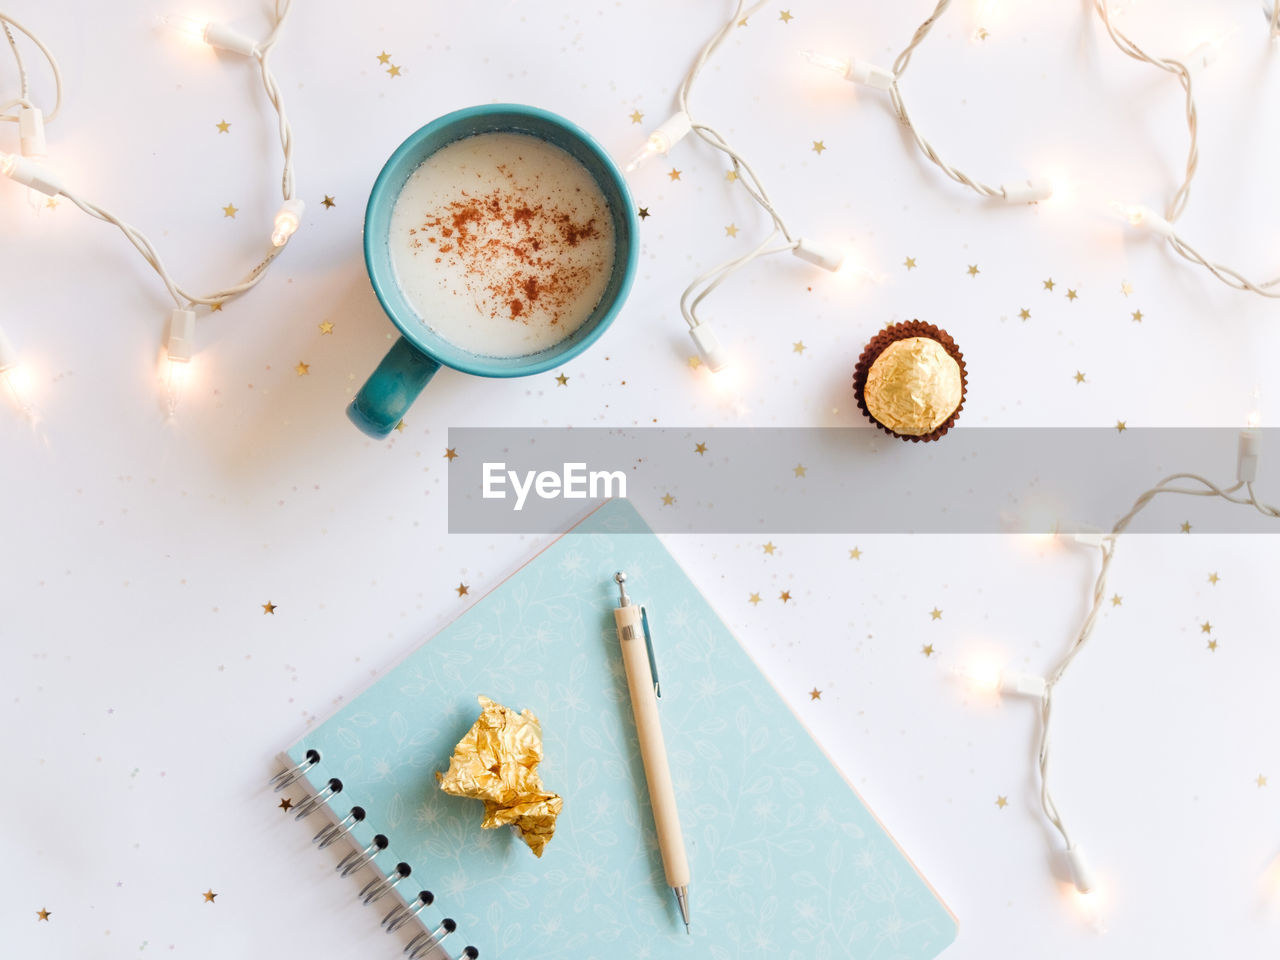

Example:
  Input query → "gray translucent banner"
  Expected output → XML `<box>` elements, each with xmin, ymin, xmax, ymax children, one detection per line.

<box><xmin>446</xmin><ymin>428</ymin><xmax>1279</xmax><ymax>534</ymax></box>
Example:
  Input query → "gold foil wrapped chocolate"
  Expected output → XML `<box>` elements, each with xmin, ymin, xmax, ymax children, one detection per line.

<box><xmin>436</xmin><ymin>696</ymin><xmax>563</xmax><ymax>857</ymax></box>
<box><xmin>863</xmin><ymin>336</ymin><xmax>963</xmax><ymax>436</ymax></box>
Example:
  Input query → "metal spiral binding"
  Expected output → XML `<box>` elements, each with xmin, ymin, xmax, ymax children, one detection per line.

<box><xmin>269</xmin><ymin>749</ymin><xmax>320</xmax><ymax>792</ymax></box>
<box><xmin>405</xmin><ymin>918</ymin><xmax>455</xmax><ymax>959</ymax></box>
<box><xmin>270</xmin><ymin>757</ymin><xmax>479</xmax><ymax>960</ymax></box>
<box><xmin>337</xmin><ymin>833</ymin><xmax>388</xmax><ymax>878</ymax></box>
<box><xmin>382</xmin><ymin>890</ymin><xmax>434</xmax><ymax>933</ymax></box>
<box><xmin>292</xmin><ymin>778</ymin><xmax>343</xmax><ymax>820</ymax></box>
<box><xmin>360</xmin><ymin>862</ymin><xmax>412</xmax><ymax>906</ymax></box>
<box><xmin>313</xmin><ymin>806</ymin><xmax>365</xmax><ymax>850</ymax></box>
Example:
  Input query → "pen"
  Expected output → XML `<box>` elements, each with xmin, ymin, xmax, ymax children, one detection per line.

<box><xmin>612</xmin><ymin>572</ymin><xmax>692</xmax><ymax>934</ymax></box>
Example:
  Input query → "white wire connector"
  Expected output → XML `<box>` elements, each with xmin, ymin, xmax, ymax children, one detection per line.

<box><xmin>1070</xmin><ymin>529</ymin><xmax>1112</xmax><ymax>548</ymax></box>
<box><xmin>1001</xmin><ymin>179</ymin><xmax>1053</xmax><ymax>204</ymax></box>
<box><xmin>802</xmin><ymin>50</ymin><xmax>895</xmax><ymax>89</ymax></box>
<box><xmin>791</xmin><ymin>237</ymin><xmax>845</xmax><ymax>273</ymax></box>
<box><xmin>18</xmin><ymin>106</ymin><xmax>46</xmax><ymax>159</ymax></box>
<box><xmin>0</xmin><ymin>152</ymin><xmax>63</xmax><ymax>196</ymax></box>
<box><xmin>954</xmin><ymin>664</ymin><xmax>1047</xmax><ymax>698</ymax></box>
<box><xmin>271</xmin><ymin>198</ymin><xmax>305</xmax><ymax>247</ymax></box>
<box><xmin>0</xmin><ymin>324</ymin><xmax>34</xmax><ymax>417</ymax></box>
<box><xmin>1238</xmin><ymin>427</ymin><xmax>1262</xmax><ymax>484</ymax></box>
<box><xmin>161</xmin><ymin>15</ymin><xmax>260</xmax><ymax>56</ymax></box>
<box><xmin>625</xmin><ymin>112</ymin><xmax>693</xmax><ymax>172</ymax></box>
<box><xmin>1066</xmin><ymin>844</ymin><xmax>1096</xmax><ymax>894</ymax></box>
<box><xmin>163</xmin><ymin>308</ymin><xmax>196</xmax><ymax>420</ymax></box>
<box><xmin>689</xmin><ymin>321</ymin><xmax>728</xmax><ymax>373</ymax></box>
<box><xmin>1114</xmin><ymin>203</ymin><xmax>1176</xmax><ymax>239</ymax></box>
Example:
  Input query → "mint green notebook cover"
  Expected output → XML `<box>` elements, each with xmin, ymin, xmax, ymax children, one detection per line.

<box><xmin>284</xmin><ymin>500</ymin><xmax>957</xmax><ymax>959</ymax></box>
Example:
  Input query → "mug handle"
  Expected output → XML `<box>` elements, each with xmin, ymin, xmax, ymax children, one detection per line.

<box><xmin>347</xmin><ymin>336</ymin><xmax>441</xmax><ymax>438</ymax></box>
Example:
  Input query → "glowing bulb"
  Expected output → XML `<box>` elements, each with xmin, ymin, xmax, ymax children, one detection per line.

<box><xmin>162</xmin><ymin>308</ymin><xmax>197</xmax><ymax>419</ymax></box>
<box><xmin>954</xmin><ymin>662</ymin><xmax>1046</xmax><ymax>698</ymax></box>
<box><xmin>1112</xmin><ymin>201</ymin><xmax>1175</xmax><ymax>238</ymax></box>
<box><xmin>271</xmin><ymin>198</ymin><xmax>306</xmax><ymax>247</ymax></box>
<box><xmin>0</xmin><ymin>366</ymin><xmax>34</xmax><ymax>418</ymax></box>
<box><xmin>163</xmin><ymin>356</ymin><xmax>190</xmax><ymax>420</ymax></box>
<box><xmin>159</xmin><ymin>13</ymin><xmax>211</xmax><ymax>43</ymax></box>
<box><xmin>625</xmin><ymin>112</ymin><xmax>692</xmax><ymax>172</ymax></box>
<box><xmin>802</xmin><ymin>49</ymin><xmax>852</xmax><ymax>77</ymax></box>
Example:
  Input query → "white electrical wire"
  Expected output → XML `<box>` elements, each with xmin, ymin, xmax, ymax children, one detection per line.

<box><xmin>1036</xmin><ymin>461</ymin><xmax>1279</xmax><ymax>872</ymax></box>
<box><xmin>0</xmin><ymin>1</ymin><xmax>297</xmax><ymax>314</ymax></box>
<box><xmin>0</xmin><ymin>11</ymin><xmax>62</xmax><ymax>122</ymax></box>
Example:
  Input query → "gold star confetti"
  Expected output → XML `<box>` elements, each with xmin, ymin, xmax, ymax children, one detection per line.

<box><xmin>792</xmin><ymin>341</ymin><xmax>806</xmax><ymax>354</ymax></box>
<box><xmin>1019</xmin><ymin>308</ymin><xmax>1031</xmax><ymax>321</ymax></box>
<box><xmin>376</xmin><ymin>51</ymin><xmax>391</xmax><ymax>64</ymax></box>
<box><xmin>36</xmin><ymin>908</ymin><xmax>50</xmax><ymax>921</ymax></box>
<box><xmin>1257</xmin><ymin>774</ymin><xmax>1268</xmax><ymax>787</ymax></box>
<box><xmin>793</xmin><ymin>464</ymin><xmax>807</xmax><ymax>477</ymax></box>
<box><xmin>1208</xmin><ymin>572</ymin><xmax>1220</xmax><ymax>585</ymax></box>
<box><xmin>215</xmin><ymin>120</ymin><xmax>230</xmax><ymax>133</ymax></box>
<box><xmin>779</xmin><ymin>590</ymin><xmax>792</xmax><ymax>602</ymax></box>
<box><xmin>1066</xmin><ymin>288</ymin><xmax>1078</xmax><ymax>301</ymax></box>
<box><xmin>695</xmin><ymin>442</ymin><xmax>707</xmax><ymax>455</ymax></box>
<box><xmin>725</xmin><ymin>223</ymin><xmax>739</xmax><ymax>237</ymax></box>
<box><xmin>849</xmin><ymin>547</ymin><xmax>861</xmax><ymax>559</ymax></box>
<box><xmin>278</xmin><ymin>797</ymin><xmax>293</xmax><ymax>811</ymax></box>
<box><xmin>456</xmin><ymin>583</ymin><xmax>469</xmax><ymax>597</ymax></box>
<box><xmin>203</xmin><ymin>890</ymin><xmax>217</xmax><ymax>903</ymax></box>
<box><xmin>662</xmin><ymin>493</ymin><xmax>675</xmax><ymax>506</ymax></box>
<box><xmin>930</xmin><ymin>607</ymin><xmax>942</xmax><ymax>620</ymax></box>
<box><xmin>749</xmin><ymin>592</ymin><xmax>761</xmax><ymax>605</ymax></box>
<box><xmin>1207</xmin><ymin>639</ymin><xmax>1218</xmax><ymax>652</ymax></box>
<box><xmin>1132</xmin><ymin>309</ymin><xmax>1143</xmax><ymax>322</ymax></box>
<box><xmin>210</xmin><ymin>302</ymin><xmax>223</xmax><ymax>312</ymax></box>
<box><xmin>738</xmin><ymin>16</ymin><xmax>749</xmax><ymax>26</ymax></box>
<box><xmin>322</xmin><ymin>195</ymin><xmax>335</xmax><ymax>209</ymax></box>
<box><xmin>1074</xmin><ymin>371</ymin><xmax>1086</xmax><ymax>384</ymax></box>
<box><xmin>387</xmin><ymin>64</ymin><xmax>402</xmax><ymax>78</ymax></box>
<box><xmin>995</xmin><ymin>796</ymin><xmax>1008</xmax><ymax>809</ymax></box>
<box><xmin>725</xmin><ymin>170</ymin><xmax>738</xmax><ymax>182</ymax></box>
<box><xmin>921</xmin><ymin>644</ymin><xmax>935</xmax><ymax>657</ymax></box>
<box><xmin>1043</xmin><ymin>278</ymin><xmax>1055</xmax><ymax>291</ymax></box>
<box><xmin>686</xmin><ymin>355</ymin><xmax>701</xmax><ymax>369</ymax></box>
<box><xmin>638</xmin><ymin>207</ymin><xmax>650</xmax><ymax>220</ymax></box>
<box><xmin>1200</xmin><ymin>621</ymin><xmax>1212</xmax><ymax>634</ymax></box>
<box><xmin>904</xmin><ymin>256</ymin><xmax>917</xmax><ymax>269</ymax></box>
<box><xmin>1121</xmin><ymin>281</ymin><xmax>1133</xmax><ymax>296</ymax></box>
<box><xmin>1180</xmin><ymin>521</ymin><xmax>1192</xmax><ymax>533</ymax></box>
<box><xmin>809</xmin><ymin>687</ymin><xmax>821</xmax><ymax>700</ymax></box>
<box><xmin>629</xmin><ymin>109</ymin><xmax>644</xmax><ymax>124</ymax></box>
<box><xmin>444</xmin><ymin>448</ymin><xmax>458</xmax><ymax>461</ymax></box>
<box><xmin>222</xmin><ymin>203</ymin><xmax>238</xmax><ymax>218</ymax></box>
<box><xmin>667</xmin><ymin>168</ymin><xmax>682</xmax><ymax>181</ymax></box>
<box><xmin>811</xmin><ymin>140</ymin><xmax>826</xmax><ymax>154</ymax></box>
<box><xmin>395</xmin><ymin>420</ymin><xmax>405</xmax><ymax>432</ymax></box>
<box><xmin>967</xmin><ymin>264</ymin><xmax>980</xmax><ymax>277</ymax></box>
<box><xmin>762</xmin><ymin>541</ymin><xmax>776</xmax><ymax>555</ymax></box>
<box><xmin>319</xmin><ymin>320</ymin><xmax>334</xmax><ymax>335</ymax></box>
<box><xmin>1116</xmin><ymin>420</ymin><xmax>1127</xmax><ymax>432</ymax></box>
<box><xmin>1111</xmin><ymin>594</ymin><xmax>1122</xmax><ymax>606</ymax></box>
<box><xmin>262</xmin><ymin>602</ymin><xmax>276</xmax><ymax>615</ymax></box>
<box><xmin>44</xmin><ymin>196</ymin><xmax>58</xmax><ymax>210</ymax></box>
<box><xmin>555</xmin><ymin>373</ymin><xmax>568</xmax><ymax>386</ymax></box>
<box><xmin>295</xmin><ymin>361</ymin><xmax>310</xmax><ymax>376</ymax></box>
<box><xmin>779</xmin><ymin>9</ymin><xmax>794</xmax><ymax>22</ymax></box>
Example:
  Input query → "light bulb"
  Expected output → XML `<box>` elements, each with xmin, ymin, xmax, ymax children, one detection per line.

<box><xmin>954</xmin><ymin>663</ymin><xmax>1046</xmax><ymax>698</ymax></box>
<box><xmin>792</xmin><ymin>238</ymin><xmax>845</xmax><ymax>273</ymax></box>
<box><xmin>162</xmin><ymin>308</ymin><xmax>197</xmax><ymax>419</ymax></box>
<box><xmin>160</xmin><ymin>14</ymin><xmax>259</xmax><ymax>56</ymax></box>
<box><xmin>1112</xmin><ymin>201</ymin><xmax>1175</xmax><ymax>238</ymax></box>
<box><xmin>625</xmin><ymin>112</ymin><xmax>692</xmax><ymax>172</ymax></box>
<box><xmin>160</xmin><ymin>13</ymin><xmax>211</xmax><ymax>43</ymax></box>
<box><xmin>802</xmin><ymin>49</ymin><xmax>852</xmax><ymax>77</ymax></box>
<box><xmin>271</xmin><ymin>198</ymin><xmax>306</xmax><ymax>246</ymax></box>
<box><xmin>163</xmin><ymin>356</ymin><xmax>190</xmax><ymax>420</ymax></box>
<box><xmin>0</xmin><ymin>327</ymin><xmax>35</xmax><ymax>419</ymax></box>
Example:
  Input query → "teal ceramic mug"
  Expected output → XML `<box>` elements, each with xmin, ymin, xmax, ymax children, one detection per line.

<box><xmin>348</xmin><ymin>104</ymin><xmax>639</xmax><ymax>438</ymax></box>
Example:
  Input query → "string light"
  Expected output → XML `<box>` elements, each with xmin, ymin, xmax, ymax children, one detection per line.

<box><xmin>628</xmin><ymin>0</ymin><xmax>850</xmax><ymax>374</ymax></box>
<box><xmin>0</xmin><ymin>324</ymin><xmax>34</xmax><ymax>419</ymax></box>
<box><xmin>0</xmin><ymin>1</ymin><xmax>301</xmax><ymax>419</ymax></box>
<box><xmin>956</xmin><ymin>421</ymin><xmax>1279</xmax><ymax>924</ymax></box>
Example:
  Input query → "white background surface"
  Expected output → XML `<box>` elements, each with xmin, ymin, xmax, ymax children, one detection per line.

<box><xmin>4</xmin><ymin>0</ymin><xmax>1280</xmax><ymax>957</ymax></box>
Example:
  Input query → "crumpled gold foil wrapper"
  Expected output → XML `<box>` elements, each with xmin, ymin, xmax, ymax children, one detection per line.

<box><xmin>436</xmin><ymin>696</ymin><xmax>563</xmax><ymax>857</ymax></box>
<box><xmin>863</xmin><ymin>336</ymin><xmax>963</xmax><ymax>436</ymax></box>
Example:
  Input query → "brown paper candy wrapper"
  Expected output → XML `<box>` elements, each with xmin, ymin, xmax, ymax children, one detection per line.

<box><xmin>436</xmin><ymin>696</ymin><xmax>563</xmax><ymax>857</ymax></box>
<box><xmin>852</xmin><ymin>320</ymin><xmax>967</xmax><ymax>442</ymax></box>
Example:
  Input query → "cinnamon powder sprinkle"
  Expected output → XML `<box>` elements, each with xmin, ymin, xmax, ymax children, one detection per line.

<box><xmin>409</xmin><ymin>162</ymin><xmax>609</xmax><ymax>327</ymax></box>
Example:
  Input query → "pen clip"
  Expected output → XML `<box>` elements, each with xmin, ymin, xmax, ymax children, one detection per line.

<box><xmin>640</xmin><ymin>606</ymin><xmax>661</xmax><ymax>700</ymax></box>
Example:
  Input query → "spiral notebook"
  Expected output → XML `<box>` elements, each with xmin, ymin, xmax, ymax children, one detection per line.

<box><xmin>273</xmin><ymin>499</ymin><xmax>957</xmax><ymax>959</ymax></box>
